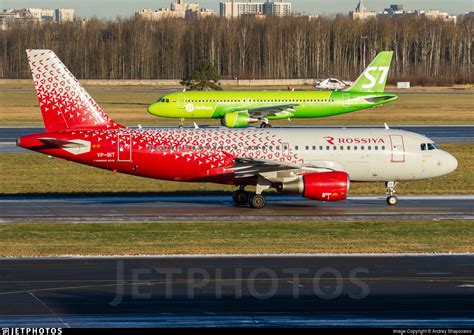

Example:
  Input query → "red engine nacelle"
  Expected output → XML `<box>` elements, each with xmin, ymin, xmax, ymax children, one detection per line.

<box><xmin>302</xmin><ymin>171</ymin><xmax>349</xmax><ymax>201</ymax></box>
<box><xmin>279</xmin><ymin>171</ymin><xmax>349</xmax><ymax>201</ymax></box>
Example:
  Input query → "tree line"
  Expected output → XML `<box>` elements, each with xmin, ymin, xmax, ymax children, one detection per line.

<box><xmin>0</xmin><ymin>15</ymin><xmax>472</xmax><ymax>84</ymax></box>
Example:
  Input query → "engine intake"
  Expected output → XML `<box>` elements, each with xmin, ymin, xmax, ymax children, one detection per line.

<box><xmin>221</xmin><ymin>111</ymin><xmax>257</xmax><ymax>128</ymax></box>
<box><xmin>278</xmin><ymin>171</ymin><xmax>349</xmax><ymax>201</ymax></box>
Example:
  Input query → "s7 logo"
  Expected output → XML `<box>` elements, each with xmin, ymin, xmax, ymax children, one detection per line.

<box><xmin>362</xmin><ymin>66</ymin><xmax>389</xmax><ymax>89</ymax></box>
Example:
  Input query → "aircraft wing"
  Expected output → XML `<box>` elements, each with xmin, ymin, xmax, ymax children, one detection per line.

<box><xmin>229</xmin><ymin>104</ymin><xmax>298</xmax><ymax>118</ymax></box>
<box><xmin>228</xmin><ymin>157</ymin><xmax>337</xmax><ymax>179</ymax></box>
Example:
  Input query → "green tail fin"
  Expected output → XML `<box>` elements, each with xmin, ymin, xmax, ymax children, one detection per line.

<box><xmin>346</xmin><ymin>51</ymin><xmax>393</xmax><ymax>93</ymax></box>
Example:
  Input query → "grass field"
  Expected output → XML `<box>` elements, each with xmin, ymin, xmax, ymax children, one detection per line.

<box><xmin>0</xmin><ymin>220</ymin><xmax>472</xmax><ymax>256</ymax></box>
<box><xmin>0</xmin><ymin>84</ymin><xmax>473</xmax><ymax>126</ymax></box>
<box><xmin>0</xmin><ymin>144</ymin><xmax>472</xmax><ymax>195</ymax></box>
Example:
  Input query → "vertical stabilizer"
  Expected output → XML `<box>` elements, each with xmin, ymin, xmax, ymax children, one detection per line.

<box><xmin>26</xmin><ymin>49</ymin><xmax>122</xmax><ymax>132</ymax></box>
<box><xmin>346</xmin><ymin>51</ymin><xmax>393</xmax><ymax>93</ymax></box>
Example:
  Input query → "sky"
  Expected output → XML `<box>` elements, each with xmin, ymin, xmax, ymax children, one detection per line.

<box><xmin>2</xmin><ymin>0</ymin><xmax>473</xmax><ymax>18</ymax></box>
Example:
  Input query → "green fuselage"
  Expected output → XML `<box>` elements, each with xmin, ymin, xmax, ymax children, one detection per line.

<box><xmin>148</xmin><ymin>90</ymin><xmax>397</xmax><ymax>121</ymax></box>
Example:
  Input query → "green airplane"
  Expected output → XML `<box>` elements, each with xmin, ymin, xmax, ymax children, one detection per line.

<box><xmin>148</xmin><ymin>51</ymin><xmax>397</xmax><ymax>128</ymax></box>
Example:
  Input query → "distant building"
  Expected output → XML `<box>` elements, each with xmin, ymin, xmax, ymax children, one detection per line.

<box><xmin>263</xmin><ymin>1</ymin><xmax>292</xmax><ymax>17</ymax></box>
<box><xmin>349</xmin><ymin>0</ymin><xmax>376</xmax><ymax>20</ymax></box>
<box><xmin>186</xmin><ymin>8</ymin><xmax>217</xmax><ymax>19</ymax></box>
<box><xmin>55</xmin><ymin>8</ymin><xmax>75</xmax><ymax>23</ymax></box>
<box><xmin>136</xmin><ymin>0</ymin><xmax>214</xmax><ymax>20</ymax></box>
<box><xmin>220</xmin><ymin>0</ymin><xmax>292</xmax><ymax>18</ymax></box>
<box><xmin>220</xmin><ymin>1</ymin><xmax>264</xmax><ymax>18</ymax></box>
<box><xmin>422</xmin><ymin>9</ymin><xmax>456</xmax><ymax>23</ymax></box>
<box><xmin>0</xmin><ymin>7</ymin><xmax>73</xmax><ymax>30</ymax></box>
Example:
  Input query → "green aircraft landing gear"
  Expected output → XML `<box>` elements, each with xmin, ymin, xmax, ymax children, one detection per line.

<box><xmin>260</xmin><ymin>118</ymin><xmax>272</xmax><ymax>128</ymax></box>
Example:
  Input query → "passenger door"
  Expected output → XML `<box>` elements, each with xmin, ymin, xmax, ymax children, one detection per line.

<box><xmin>177</xmin><ymin>93</ymin><xmax>186</xmax><ymax>109</ymax></box>
<box><xmin>390</xmin><ymin>134</ymin><xmax>405</xmax><ymax>162</ymax></box>
<box><xmin>342</xmin><ymin>93</ymin><xmax>350</xmax><ymax>107</ymax></box>
<box><xmin>117</xmin><ymin>133</ymin><xmax>132</xmax><ymax>162</ymax></box>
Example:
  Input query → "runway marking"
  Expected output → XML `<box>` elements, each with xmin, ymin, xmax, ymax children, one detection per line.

<box><xmin>416</xmin><ymin>272</ymin><xmax>453</xmax><ymax>275</ymax></box>
<box><xmin>1</xmin><ymin>277</ymin><xmax>472</xmax><ymax>296</ymax></box>
<box><xmin>28</xmin><ymin>291</ymin><xmax>70</xmax><ymax>328</ymax></box>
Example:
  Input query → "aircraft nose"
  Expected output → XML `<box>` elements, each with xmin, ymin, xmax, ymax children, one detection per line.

<box><xmin>147</xmin><ymin>102</ymin><xmax>160</xmax><ymax>116</ymax></box>
<box><xmin>445</xmin><ymin>152</ymin><xmax>458</xmax><ymax>174</ymax></box>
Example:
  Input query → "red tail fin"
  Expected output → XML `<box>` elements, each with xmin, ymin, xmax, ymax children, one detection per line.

<box><xmin>26</xmin><ymin>49</ymin><xmax>123</xmax><ymax>132</ymax></box>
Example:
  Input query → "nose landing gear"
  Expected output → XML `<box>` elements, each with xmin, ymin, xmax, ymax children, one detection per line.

<box><xmin>385</xmin><ymin>181</ymin><xmax>398</xmax><ymax>205</ymax></box>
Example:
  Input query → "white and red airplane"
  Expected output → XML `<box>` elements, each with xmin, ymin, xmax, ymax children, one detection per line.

<box><xmin>17</xmin><ymin>50</ymin><xmax>458</xmax><ymax>208</ymax></box>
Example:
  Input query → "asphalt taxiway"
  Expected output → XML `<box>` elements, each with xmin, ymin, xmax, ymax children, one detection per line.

<box><xmin>0</xmin><ymin>255</ymin><xmax>473</xmax><ymax>327</ymax></box>
<box><xmin>0</xmin><ymin>125</ymin><xmax>473</xmax><ymax>153</ymax></box>
<box><xmin>0</xmin><ymin>195</ymin><xmax>472</xmax><ymax>222</ymax></box>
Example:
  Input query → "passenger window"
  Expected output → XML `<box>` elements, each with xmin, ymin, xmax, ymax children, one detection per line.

<box><xmin>340</xmin><ymin>146</ymin><xmax>344</xmax><ymax>150</ymax></box>
<box><xmin>368</xmin><ymin>146</ymin><xmax>371</xmax><ymax>150</ymax></box>
<box><xmin>347</xmin><ymin>146</ymin><xmax>350</xmax><ymax>150</ymax></box>
<box><xmin>276</xmin><ymin>146</ymin><xmax>280</xmax><ymax>150</ymax></box>
<box><xmin>361</xmin><ymin>146</ymin><xmax>364</xmax><ymax>150</ymax></box>
<box><xmin>149</xmin><ymin>145</ymin><xmax>154</xmax><ymax>151</ymax></box>
<box><xmin>269</xmin><ymin>146</ymin><xmax>273</xmax><ymax>150</ymax></box>
<box><xmin>295</xmin><ymin>146</ymin><xmax>299</xmax><ymax>150</ymax></box>
<box><xmin>375</xmin><ymin>146</ymin><xmax>378</xmax><ymax>150</ymax></box>
<box><xmin>333</xmin><ymin>146</ymin><xmax>337</xmax><ymax>150</ymax></box>
<box><xmin>312</xmin><ymin>146</ymin><xmax>316</xmax><ymax>150</ymax></box>
<box><xmin>381</xmin><ymin>146</ymin><xmax>385</xmax><ymax>150</ymax></box>
<box><xmin>354</xmin><ymin>146</ymin><xmax>357</xmax><ymax>150</ymax></box>
<box><xmin>319</xmin><ymin>146</ymin><xmax>323</xmax><ymax>150</ymax></box>
<box><xmin>326</xmin><ymin>146</ymin><xmax>330</xmax><ymax>150</ymax></box>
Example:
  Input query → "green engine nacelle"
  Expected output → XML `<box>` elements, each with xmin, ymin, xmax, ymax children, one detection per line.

<box><xmin>221</xmin><ymin>111</ymin><xmax>253</xmax><ymax>128</ymax></box>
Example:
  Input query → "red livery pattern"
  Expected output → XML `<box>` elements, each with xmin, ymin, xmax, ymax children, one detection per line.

<box><xmin>28</xmin><ymin>49</ymin><xmax>121</xmax><ymax>132</ymax></box>
<box><xmin>19</xmin><ymin>127</ymin><xmax>302</xmax><ymax>183</ymax></box>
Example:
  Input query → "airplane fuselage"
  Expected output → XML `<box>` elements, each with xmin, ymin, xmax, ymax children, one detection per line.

<box><xmin>18</xmin><ymin>127</ymin><xmax>457</xmax><ymax>185</ymax></box>
<box><xmin>148</xmin><ymin>91</ymin><xmax>398</xmax><ymax>121</ymax></box>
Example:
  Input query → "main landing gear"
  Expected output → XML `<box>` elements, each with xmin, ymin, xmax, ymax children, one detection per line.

<box><xmin>232</xmin><ymin>190</ymin><xmax>267</xmax><ymax>209</ymax></box>
<box><xmin>232</xmin><ymin>188</ymin><xmax>249</xmax><ymax>205</ymax></box>
<box><xmin>385</xmin><ymin>181</ymin><xmax>398</xmax><ymax>206</ymax></box>
<box><xmin>259</xmin><ymin>118</ymin><xmax>272</xmax><ymax>128</ymax></box>
<box><xmin>233</xmin><ymin>177</ymin><xmax>271</xmax><ymax>209</ymax></box>
<box><xmin>178</xmin><ymin>118</ymin><xmax>185</xmax><ymax>128</ymax></box>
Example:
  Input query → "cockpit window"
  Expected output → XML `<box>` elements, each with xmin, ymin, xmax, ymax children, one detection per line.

<box><xmin>421</xmin><ymin>143</ymin><xmax>438</xmax><ymax>151</ymax></box>
<box><xmin>156</xmin><ymin>97</ymin><xmax>164</xmax><ymax>102</ymax></box>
